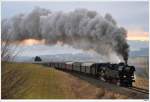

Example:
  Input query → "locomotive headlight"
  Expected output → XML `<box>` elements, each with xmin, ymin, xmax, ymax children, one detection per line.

<box><xmin>118</xmin><ymin>66</ymin><xmax>123</xmax><ymax>71</ymax></box>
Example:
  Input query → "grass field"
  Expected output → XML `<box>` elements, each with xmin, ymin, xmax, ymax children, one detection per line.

<box><xmin>128</xmin><ymin>56</ymin><xmax>149</xmax><ymax>90</ymax></box>
<box><xmin>2</xmin><ymin>62</ymin><xmax>107</xmax><ymax>99</ymax></box>
<box><xmin>2</xmin><ymin>62</ymin><xmax>76</xmax><ymax>99</ymax></box>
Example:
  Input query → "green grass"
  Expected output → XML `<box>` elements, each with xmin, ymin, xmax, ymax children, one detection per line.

<box><xmin>1</xmin><ymin>62</ymin><xmax>75</xmax><ymax>99</ymax></box>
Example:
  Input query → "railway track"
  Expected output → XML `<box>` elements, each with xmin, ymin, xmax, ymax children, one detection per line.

<box><xmin>128</xmin><ymin>86</ymin><xmax>149</xmax><ymax>94</ymax></box>
<box><xmin>66</xmin><ymin>70</ymin><xmax>149</xmax><ymax>95</ymax></box>
<box><xmin>57</xmin><ymin>68</ymin><xmax>149</xmax><ymax>95</ymax></box>
<box><xmin>68</xmin><ymin>71</ymin><xmax>149</xmax><ymax>95</ymax></box>
<box><xmin>68</xmin><ymin>71</ymin><xmax>149</xmax><ymax>98</ymax></box>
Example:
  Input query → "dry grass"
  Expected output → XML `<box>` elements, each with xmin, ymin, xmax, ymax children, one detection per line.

<box><xmin>128</xmin><ymin>56</ymin><xmax>149</xmax><ymax>90</ymax></box>
<box><xmin>2</xmin><ymin>62</ymin><xmax>129</xmax><ymax>99</ymax></box>
<box><xmin>133</xmin><ymin>76</ymin><xmax>149</xmax><ymax>90</ymax></box>
<box><xmin>2</xmin><ymin>62</ymin><xmax>74</xmax><ymax>99</ymax></box>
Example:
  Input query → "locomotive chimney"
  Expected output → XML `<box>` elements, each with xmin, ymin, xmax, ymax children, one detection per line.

<box><xmin>125</xmin><ymin>59</ymin><xmax>127</xmax><ymax>65</ymax></box>
<box><xmin>124</xmin><ymin>57</ymin><xmax>128</xmax><ymax>65</ymax></box>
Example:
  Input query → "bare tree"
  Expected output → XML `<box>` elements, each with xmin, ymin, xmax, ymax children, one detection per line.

<box><xmin>1</xmin><ymin>19</ymin><xmax>19</xmax><ymax>62</ymax></box>
<box><xmin>1</xmin><ymin>39</ymin><xmax>10</xmax><ymax>61</ymax></box>
<box><xmin>1</xmin><ymin>19</ymin><xmax>10</xmax><ymax>61</ymax></box>
<box><xmin>1</xmin><ymin>40</ymin><xmax>19</xmax><ymax>62</ymax></box>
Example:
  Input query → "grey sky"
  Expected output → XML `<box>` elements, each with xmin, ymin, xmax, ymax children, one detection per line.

<box><xmin>2</xmin><ymin>1</ymin><xmax>149</xmax><ymax>32</ymax></box>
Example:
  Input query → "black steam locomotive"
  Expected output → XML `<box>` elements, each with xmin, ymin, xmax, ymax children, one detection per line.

<box><xmin>44</xmin><ymin>62</ymin><xmax>135</xmax><ymax>87</ymax></box>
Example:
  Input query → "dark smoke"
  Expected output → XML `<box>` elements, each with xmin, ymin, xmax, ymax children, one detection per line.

<box><xmin>1</xmin><ymin>7</ymin><xmax>129</xmax><ymax>62</ymax></box>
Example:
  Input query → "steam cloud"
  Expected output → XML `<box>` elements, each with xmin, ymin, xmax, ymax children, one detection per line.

<box><xmin>2</xmin><ymin>7</ymin><xmax>129</xmax><ymax>62</ymax></box>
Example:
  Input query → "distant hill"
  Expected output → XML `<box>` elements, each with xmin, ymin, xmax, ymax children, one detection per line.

<box><xmin>129</xmin><ymin>48</ymin><xmax>149</xmax><ymax>57</ymax></box>
<box><xmin>127</xmin><ymin>40</ymin><xmax>149</xmax><ymax>52</ymax></box>
<box><xmin>127</xmin><ymin>40</ymin><xmax>149</xmax><ymax>57</ymax></box>
<box><xmin>14</xmin><ymin>53</ymin><xmax>107</xmax><ymax>63</ymax></box>
<box><xmin>12</xmin><ymin>40</ymin><xmax>149</xmax><ymax>62</ymax></box>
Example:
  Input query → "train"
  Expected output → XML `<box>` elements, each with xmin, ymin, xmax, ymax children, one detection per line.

<box><xmin>43</xmin><ymin>61</ymin><xmax>136</xmax><ymax>87</ymax></box>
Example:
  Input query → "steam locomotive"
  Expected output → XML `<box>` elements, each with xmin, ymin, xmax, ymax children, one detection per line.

<box><xmin>44</xmin><ymin>62</ymin><xmax>135</xmax><ymax>87</ymax></box>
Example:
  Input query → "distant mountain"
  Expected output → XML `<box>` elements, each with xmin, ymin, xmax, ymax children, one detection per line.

<box><xmin>13</xmin><ymin>40</ymin><xmax>149</xmax><ymax>62</ymax></box>
<box><xmin>38</xmin><ymin>53</ymin><xmax>106</xmax><ymax>63</ymax></box>
<box><xmin>127</xmin><ymin>40</ymin><xmax>149</xmax><ymax>57</ymax></box>
<box><xmin>14</xmin><ymin>53</ymin><xmax>110</xmax><ymax>63</ymax></box>
<box><xmin>127</xmin><ymin>40</ymin><xmax>149</xmax><ymax>51</ymax></box>
<box><xmin>13</xmin><ymin>56</ymin><xmax>33</xmax><ymax>62</ymax></box>
<box><xmin>129</xmin><ymin>48</ymin><xmax>149</xmax><ymax>57</ymax></box>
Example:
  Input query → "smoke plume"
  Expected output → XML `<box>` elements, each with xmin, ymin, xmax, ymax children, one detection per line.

<box><xmin>1</xmin><ymin>7</ymin><xmax>129</xmax><ymax>62</ymax></box>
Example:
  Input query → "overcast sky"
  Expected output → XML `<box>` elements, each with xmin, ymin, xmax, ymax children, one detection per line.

<box><xmin>2</xmin><ymin>1</ymin><xmax>149</xmax><ymax>32</ymax></box>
